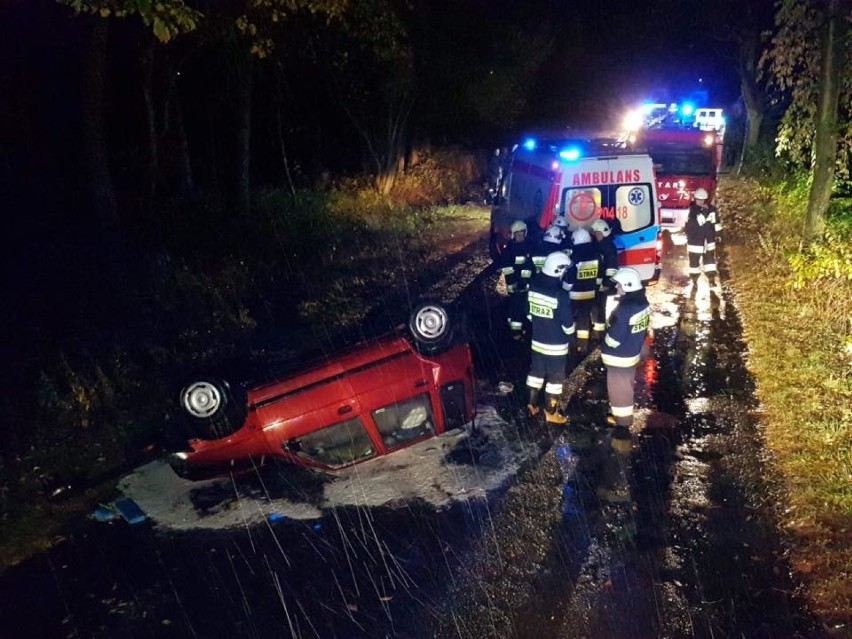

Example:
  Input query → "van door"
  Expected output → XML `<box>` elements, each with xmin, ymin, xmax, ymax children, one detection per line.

<box><xmin>559</xmin><ymin>156</ymin><xmax>661</xmax><ymax>283</ymax></box>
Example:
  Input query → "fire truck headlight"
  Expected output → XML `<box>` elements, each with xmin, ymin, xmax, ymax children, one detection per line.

<box><xmin>703</xmin><ymin>134</ymin><xmax>715</xmax><ymax>146</ymax></box>
<box><xmin>623</xmin><ymin>110</ymin><xmax>643</xmax><ymax>132</ymax></box>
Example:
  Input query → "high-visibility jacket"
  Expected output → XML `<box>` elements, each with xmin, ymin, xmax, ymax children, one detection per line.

<box><xmin>602</xmin><ymin>290</ymin><xmax>650</xmax><ymax>368</ymax></box>
<box><xmin>562</xmin><ymin>242</ymin><xmax>600</xmax><ymax>301</ymax></box>
<box><xmin>529</xmin><ymin>238</ymin><xmax>563</xmax><ymax>274</ymax></box>
<box><xmin>497</xmin><ymin>240</ymin><xmax>534</xmax><ymax>293</ymax></box>
<box><xmin>527</xmin><ymin>275</ymin><xmax>575</xmax><ymax>356</ymax></box>
<box><xmin>685</xmin><ymin>202</ymin><xmax>719</xmax><ymax>248</ymax></box>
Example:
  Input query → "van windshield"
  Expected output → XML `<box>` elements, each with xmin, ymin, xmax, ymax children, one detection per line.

<box><xmin>561</xmin><ymin>183</ymin><xmax>654</xmax><ymax>233</ymax></box>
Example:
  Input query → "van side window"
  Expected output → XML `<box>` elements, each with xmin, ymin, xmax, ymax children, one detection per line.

<box><xmin>289</xmin><ymin>417</ymin><xmax>375</xmax><ymax>467</ymax></box>
<box><xmin>372</xmin><ymin>393</ymin><xmax>434</xmax><ymax>448</ymax></box>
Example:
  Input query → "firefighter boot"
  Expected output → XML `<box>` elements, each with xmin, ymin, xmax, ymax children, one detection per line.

<box><xmin>527</xmin><ymin>388</ymin><xmax>541</xmax><ymax>417</ymax></box>
<box><xmin>687</xmin><ymin>274</ymin><xmax>699</xmax><ymax>297</ymax></box>
<box><xmin>544</xmin><ymin>394</ymin><xmax>568</xmax><ymax>425</ymax></box>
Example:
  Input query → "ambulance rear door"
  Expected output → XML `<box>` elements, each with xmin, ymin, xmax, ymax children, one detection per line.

<box><xmin>559</xmin><ymin>154</ymin><xmax>661</xmax><ymax>284</ymax></box>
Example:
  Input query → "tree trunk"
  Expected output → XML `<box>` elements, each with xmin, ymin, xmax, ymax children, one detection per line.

<box><xmin>235</xmin><ymin>53</ymin><xmax>252</xmax><ymax>216</ymax></box>
<box><xmin>84</xmin><ymin>18</ymin><xmax>117</xmax><ymax>233</ymax></box>
<box><xmin>275</xmin><ymin>68</ymin><xmax>297</xmax><ymax>198</ymax></box>
<box><xmin>173</xmin><ymin>90</ymin><xmax>198</xmax><ymax>198</ymax></box>
<box><xmin>805</xmin><ymin>0</ymin><xmax>844</xmax><ymax>240</ymax></box>
<box><xmin>83</xmin><ymin>16</ymin><xmax>131</xmax><ymax>293</ymax></box>
<box><xmin>141</xmin><ymin>37</ymin><xmax>158</xmax><ymax>217</ymax></box>
<box><xmin>736</xmin><ymin>35</ymin><xmax>766</xmax><ymax>174</ymax></box>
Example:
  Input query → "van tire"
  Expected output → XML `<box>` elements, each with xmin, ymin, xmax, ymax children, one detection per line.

<box><xmin>177</xmin><ymin>377</ymin><xmax>247</xmax><ymax>440</ymax></box>
<box><xmin>408</xmin><ymin>301</ymin><xmax>454</xmax><ymax>355</ymax></box>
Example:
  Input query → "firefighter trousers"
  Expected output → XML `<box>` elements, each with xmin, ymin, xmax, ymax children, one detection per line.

<box><xmin>606</xmin><ymin>364</ymin><xmax>636</xmax><ymax>427</ymax></box>
<box><xmin>591</xmin><ymin>289</ymin><xmax>612</xmax><ymax>340</ymax></box>
<box><xmin>572</xmin><ymin>298</ymin><xmax>594</xmax><ymax>352</ymax></box>
<box><xmin>507</xmin><ymin>291</ymin><xmax>528</xmax><ymax>336</ymax></box>
<box><xmin>687</xmin><ymin>243</ymin><xmax>716</xmax><ymax>278</ymax></box>
<box><xmin>526</xmin><ymin>350</ymin><xmax>567</xmax><ymax>396</ymax></box>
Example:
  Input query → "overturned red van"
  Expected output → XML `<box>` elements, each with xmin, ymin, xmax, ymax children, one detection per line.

<box><xmin>168</xmin><ymin>302</ymin><xmax>475</xmax><ymax>480</ymax></box>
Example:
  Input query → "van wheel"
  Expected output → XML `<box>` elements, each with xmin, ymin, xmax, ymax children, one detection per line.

<box><xmin>409</xmin><ymin>302</ymin><xmax>454</xmax><ymax>355</ymax></box>
<box><xmin>178</xmin><ymin>377</ymin><xmax>246</xmax><ymax>440</ymax></box>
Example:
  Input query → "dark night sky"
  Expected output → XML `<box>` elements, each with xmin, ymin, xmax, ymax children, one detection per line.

<box><xmin>519</xmin><ymin>0</ymin><xmax>742</xmax><ymax>133</ymax></box>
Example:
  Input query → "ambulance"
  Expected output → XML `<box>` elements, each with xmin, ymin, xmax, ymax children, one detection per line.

<box><xmin>490</xmin><ymin>139</ymin><xmax>662</xmax><ymax>284</ymax></box>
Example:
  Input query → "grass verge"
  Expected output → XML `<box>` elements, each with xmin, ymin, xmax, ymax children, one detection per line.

<box><xmin>718</xmin><ymin>176</ymin><xmax>852</xmax><ymax>635</ymax></box>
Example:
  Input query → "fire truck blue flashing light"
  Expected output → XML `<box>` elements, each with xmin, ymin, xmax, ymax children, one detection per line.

<box><xmin>559</xmin><ymin>147</ymin><xmax>582</xmax><ymax>161</ymax></box>
<box><xmin>522</xmin><ymin>138</ymin><xmax>537</xmax><ymax>151</ymax></box>
<box><xmin>681</xmin><ymin>103</ymin><xmax>695</xmax><ymax>116</ymax></box>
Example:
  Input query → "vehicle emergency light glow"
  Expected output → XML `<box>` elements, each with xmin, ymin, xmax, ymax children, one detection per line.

<box><xmin>681</xmin><ymin>103</ymin><xmax>695</xmax><ymax>116</ymax></box>
<box><xmin>559</xmin><ymin>147</ymin><xmax>581</xmax><ymax>161</ymax></box>
<box><xmin>703</xmin><ymin>134</ymin><xmax>714</xmax><ymax>146</ymax></box>
<box><xmin>623</xmin><ymin>110</ymin><xmax>643</xmax><ymax>131</ymax></box>
<box><xmin>522</xmin><ymin>138</ymin><xmax>537</xmax><ymax>151</ymax></box>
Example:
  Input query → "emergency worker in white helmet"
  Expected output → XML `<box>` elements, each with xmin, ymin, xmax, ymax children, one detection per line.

<box><xmin>496</xmin><ymin>220</ymin><xmax>534</xmax><ymax>339</ymax></box>
<box><xmin>530</xmin><ymin>225</ymin><xmax>564</xmax><ymax>274</ymax></box>
<box><xmin>601</xmin><ymin>267</ymin><xmax>650</xmax><ymax>451</ymax></box>
<box><xmin>552</xmin><ymin>215</ymin><xmax>572</xmax><ymax>253</ymax></box>
<box><xmin>525</xmin><ymin>251</ymin><xmax>575</xmax><ymax>423</ymax></box>
<box><xmin>590</xmin><ymin>218</ymin><xmax>619</xmax><ymax>344</ymax></box>
<box><xmin>562</xmin><ymin>226</ymin><xmax>601</xmax><ymax>363</ymax></box>
<box><xmin>685</xmin><ymin>188</ymin><xmax>722</xmax><ymax>289</ymax></box>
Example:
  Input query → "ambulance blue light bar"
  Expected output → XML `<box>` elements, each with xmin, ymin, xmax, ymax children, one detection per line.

<box><xmin>558</xmin><ymin>147</ymin><xmax>582</xmax><ymax>161</ymax></box>
<box><xmin>522</xmin><ymin>137</ymin><xmax>537</xmax><ymax>151</ymax></box>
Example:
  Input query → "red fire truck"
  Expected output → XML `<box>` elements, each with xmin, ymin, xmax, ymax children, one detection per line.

<box><xmin>633</xmin><ymin>126</ymin><xmax>722</xmax><ymax>233</ymax></box>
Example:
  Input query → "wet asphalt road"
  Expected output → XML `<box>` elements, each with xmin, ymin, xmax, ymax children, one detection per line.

<box><xmin>0</xmin><ymin>236</ymin><xmax>828</xmax><ymax>638</ymax></box>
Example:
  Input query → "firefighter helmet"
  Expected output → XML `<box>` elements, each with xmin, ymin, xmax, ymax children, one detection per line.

<box><xmin>543</xmin><ymin>226</ymin><xmax>562</xmax><ymax>244</ymax></box>
<box><xmin>571</xmin><ymin>227</ymin><xmax>592</xmax><ymax>245</ymax></box>
<box><xmin>612</xmin><ymin>267</ymin><xmax>643</xmax><ymax>292</ymax></box>
<box><xmin>510</xmin><ymin>220</ymin><xmax>528</xmax><ymax>235</ymax></box>
<box><xmin>542</xmin><ymin>252</ymin><xmax>571</xmax><ymax>277</ymax></box>
<box><xmin>694</xmin><ymin>188</ymin><xmax>709</xmax><ymax>201</ymax></box>
<box><xmin>591</xmin><ymin>219</ymin><xmax>612</xmax><ymax>238</ymax></box>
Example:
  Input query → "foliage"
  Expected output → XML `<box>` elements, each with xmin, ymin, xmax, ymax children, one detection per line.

<box><xmin>58</xmin><ymin>0</ymin><xmax>202</xmax><ymax>41</ymax></box>
<box><xmin>235</xmin><ymin>0</ymin><xmax>348</xmax><ymax>57</ymax></box>
<box><xmin>761</xmin><ymin>0</ymin><xmax>852</xmax><ymax>178</ymax></box>
<box><xmin>786</xmin><ymin>210</ymin><xmax>852</xmax><ymax>291</ymax></box>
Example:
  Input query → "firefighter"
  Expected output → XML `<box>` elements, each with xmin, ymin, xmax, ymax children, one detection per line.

<box><xmin>530</xmin><ymin>225</ymin><xmax>564</xmax><ymax>274</ymax></box>
<box><xmin>497</xmin><ymin>220</ymin><xmax>534</xmax><ymax>340</ymax></box>
<box><xmin>526</xmin><ymin>251</ymin><xmax>575</xmax><ymax>423</ymax></box>
<box><xmin>552</xmin><ymin>216</ymin><xmax>573</xmax><ymax>254</ymax></box>
<box><xmin>602</xmin><ymin>267</ymin><xmax>650</xmax><ymax>451</ymax></box>
<box><xmin>590</xmin><ymin>218</ymin><xmax>619</xmax><ymax>343</ymax></box>
<box><xmin>562</xmin><ymin>227</ymin><xmax>600</xmax><ymax>362</ymax></box>
<box><xmin>685</xmin><ymin>188</ymin><xmax>721</xmax><ymax>288</ymax></box>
